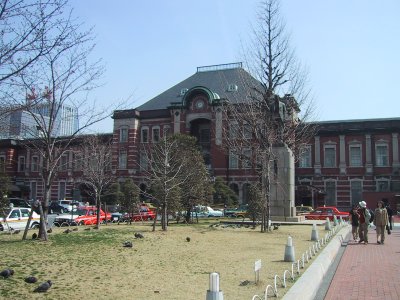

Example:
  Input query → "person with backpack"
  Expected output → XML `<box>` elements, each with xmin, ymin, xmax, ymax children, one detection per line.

<box><xmin>373</xmin><ymin>200</ymin><xmax>389</xmax><ymax>244</ymax></box>
<box><xmin>357</xmin><ymin>201</ymin><xmax>370</xmax><ymax>244</ymax></box>
<box><xmin>349</xmin><ymin>205</ymin><xmax>360</xmax><ymax>241</ymax></box>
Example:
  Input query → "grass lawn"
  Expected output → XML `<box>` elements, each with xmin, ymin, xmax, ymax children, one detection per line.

<box><xmin>0</xmin><ymin>220</ymin><xmax>330</xmax><ymax>300</ymax></box>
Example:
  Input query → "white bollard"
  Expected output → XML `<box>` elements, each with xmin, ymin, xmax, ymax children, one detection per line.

<box><xmin>284</xmin><ymin>236</ymin><xmax>295</xmax><ymax>262</ymax></box>
<box><xmin>325</xmin><ymin>217</ymin><xmax>331</xmax><ymax>231</ymax></box>
<box><xmin>333</xmin><ymin>215</ymin><xmax>338</xmax><ymax>226</ymax></box>
<box><xmin>339</xmin><ymin>215</ymin><xmax>343</xmax><ymax>225</ymax></box>
<box><xmin>311</xmin><ymin>223</ymin><xmax>319</xmax><ymax>241</ymax></box>
<box><xmin>206</xmin><ymin>273</ymin><xmax>224</xmax><ymax>300</ymax></box>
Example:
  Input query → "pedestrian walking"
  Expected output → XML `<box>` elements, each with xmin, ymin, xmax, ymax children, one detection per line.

<box><xmin>357</xmin><ymin>201</ymin><xmax>370</xmax><ymax>244</ymax></box>
<box><xmin>349</xmin><ymin>205</ymin><xmax>359</xmax><ymax>241</ymax></box>
<box><xmin>385</xmin><ymin>202</ymin><xmax>393</xmax><ymax>234</ymax></box>
<box><xmin>374</xmin><ymin>200</ymin><xmax>389</xmax><ymax>244</ymax></box>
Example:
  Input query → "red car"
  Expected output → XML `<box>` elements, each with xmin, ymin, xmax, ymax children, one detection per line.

<box><xmin>123</xmin><ymin>207</ymin><xmax>156</xmax><ymax>222</ymax></box>
<box><xmin>304</xmin><ymin>206</ymin><xmax>349</xmax><ymax>221</ymax></box>
<box><xmin>54</xmin><ymin>206</ymin><xmax>112</xmax><ymax>226</ymax></box>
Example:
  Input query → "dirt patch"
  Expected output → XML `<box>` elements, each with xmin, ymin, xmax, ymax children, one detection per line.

<box><xmin>0</xmin><ymin>222</ymin><xmax>331</xmax><ymax>299</ymax></box>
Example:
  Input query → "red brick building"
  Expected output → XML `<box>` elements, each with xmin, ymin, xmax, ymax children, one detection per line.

<box><xmin>1</xmin><ymin>63</ymin><xmax>400</xmax><ymax>213</ymax></box>
<box><xmin>296</xmin><ymin>118</ymin><xmax>400</xmax><ymax>211</ymax></box>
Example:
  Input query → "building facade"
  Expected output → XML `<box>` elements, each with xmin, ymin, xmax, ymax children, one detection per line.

<box><xmin>295</xmin><ymin>118</ymin><xmax>400</xmax><ymax>211</ymax></box>
<box><xmin>1</xmin><ymin>63</ymin><xmax>399</xmax><ymax>213</ymax></box>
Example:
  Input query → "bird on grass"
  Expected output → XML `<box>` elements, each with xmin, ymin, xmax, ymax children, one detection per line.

<box><xmin>47</xmin><ymin>228</ymin><xmax>52</xmax><ymax>233</ymax></box>
<box><xmin>12</xmin><ymin>229</ymin><xmax>21</xmax><ymax>234</ymax></box>
<box><xmin>273</xmin><ymin>224</ymin><xmax>281</xmax><ymax>230</ymax></box>
<box><xmin>63</xmin><ymin>229</ymin><xmax>72</xmax><ymax>234</ymax></box>
<box><xmin>25</xmin><ymin>276</ymin><xmax>38</xmax><ymax>284</ymax></box>
<box><xmin>186</xmin><ymin>237</ymin><xmax>191</xmax><ymax>242</ymax></box>
<box><xmin>123</xmin><ymin>241</ymin><xmax>133</xmax><ymax>248</ymax></box>
<box><xmin>32</xmin><ymin>233</ymin><xmax>38</xmax><ymax>239</ymax></box>
<box><xmin>0</xmin><ymin>269</ymin><xmax>14</xmax><ymax>278</ymax></box>
<box><xmin>84</xmin><ymin>228</ymin><xmax>91</xmax><ymax>231</ymax></box>
<box><xmin>72</xmin><ymin>228</ymin><xmax>78</xmax><ymax>231</ymax></box>
<box><xmin>134</xmin><ymin>232</ymin><xmax>144</xmax><ymax>239</ymax></box>
<box><xmin>34</xmin><ymin>280</ymin><xmax>52</xmax><ymax>293</ymax></box>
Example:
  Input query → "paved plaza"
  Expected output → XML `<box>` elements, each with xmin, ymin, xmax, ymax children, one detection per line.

<box><xmin>323</xmin><ymin>221</ymin><xmax>400</xmax><ymax>300</ymax></box>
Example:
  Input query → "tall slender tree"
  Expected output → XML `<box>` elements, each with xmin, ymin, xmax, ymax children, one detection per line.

<box><xmin>77</xmin><ymin>134</ymin><xmax>113</xmax><ymax>228</ymax></box>
<box><xmin>222</xmin><ymin>0</ymin><xmax>315</xmax><ymax>232</ymax></box>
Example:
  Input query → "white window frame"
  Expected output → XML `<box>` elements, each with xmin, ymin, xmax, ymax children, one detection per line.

<box><xmin>141</xmin><ymin>127</ymin><xmax>149</xmax><ymax>143</ymax></box>
<box><xmin>243</xmin><ymin>123</ymin><xmax>252</xmax><ymax>139</ymax></box>
<box><xmin>30</xmin><ymin>181</ymin><xmax>37</xmax><ymax>200</ymax></box>
<box><xmin>375</xmin><ymin>143</ymin><xmax>389</xmax><ymax>167</ymax></box>
<box><xmin>229</xmin><ymin>122</ymin><xmax>239</xmax><ymax>139</ymax></box>
<box><xmin>139</xmin><ymin>152</ymin><xmax>148</xmax><ymax>171</ymax></box>
<box><xmin>120</xmin><ymin>127</ymin><xmax>128</xmax><ymax>143</ymax></box>
<box><xmin>152</xmin><ymin>126</ymin><xmax>160</xmax><ymax>143</ymax></box>
<box><xmin>229</xmin><ymin>151</ymin><xmax>238</xmax><ymax>169</ymax></box>
<box><xmin>119</xmin><ymin>149</ymin><xmax>127</xmax><ymax>169</ymax></box>
<box><xmin>350</xmin><ymin>180</ymin><xmax>363</xmax><ymax>205</ymax></box>
<box><xmin>242</xmin><ymin>148</ymin><xmax>252</xmax><ymax>169</ymax></box>
<box><xmin>58</xmin><ymin>181</ymin><xmax>66</xmax><ymax>200</ymax></box>
<box><xmin>376</xmin><ymin>179</ymin><xmax>390</xmax><ymax>192</ymax></box>
<box><xmin>325</xmin><ymin>180</ymin><xmax>337</xmax><ymax>206</ymax></box>
<box><xmin>59</xmin><ymin>154</ymin><xmax>68</xmax><ymax>171</ymax></box>
<box><xmin>324</xmin><ymin>145</ymin><xmax>336</xmax><ymax>168</ymax></box>
<box><xmin>31</xmin><ymin>155</ymin><xmax>39</xmax><ymax>172</ymax></box>
<box><xmin>163</xmin><ymin>126</ymin><xmax>171</xmax><ymax>137</ymax></box>
<box><xmin>349</xmin><ymin>144</ymin><xmax>362</xmax><ymax>167</ymax></box>
<box><xmin>18</xmin><ymin>156</ymin><xmax>25</xmax><ymax>172</ymax></box>
<box><xmin>299</xmin><ymin>145</ymin><xmax>312</xmax><ymax>168</ymax></box>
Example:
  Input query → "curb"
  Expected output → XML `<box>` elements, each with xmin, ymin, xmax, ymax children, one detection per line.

<box><xmin>281</xmin><ymin>225</ymin><xmax>351</xmax><ymax>300</ymax></box>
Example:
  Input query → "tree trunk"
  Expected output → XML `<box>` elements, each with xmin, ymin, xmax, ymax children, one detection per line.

<box><xmin>95</xmin><ymin>193</ymin><xmax>101</xmax><ymax>229</ymax></box>
<box><xmin>161</xmin><ymin>202</ymin><xmax>168</xmax><ymax>231</ymax></box>
<box><xmin>152</xmin><ymin>208</ymin><xmax>158</xmax><ymax>232</ymax></box>
<box><xmin>39</xmin><ymin>183</ymin><xmax>51</xmax><ymax>240</ymax></box>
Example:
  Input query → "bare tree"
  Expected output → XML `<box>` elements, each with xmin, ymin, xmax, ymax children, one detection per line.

<box><xmin>77</xmin><ymin>134</ymin><xmax>113</xmax><ymax>228</ymax></box>
<box><xmin>222</xmin><ymin>0</ymin><xmax>315</xmax><ymax>232</ymax></box>
<box><xmin>141</xmin><ymin>134</ymin><xmax>210</xmax><ymax>231</ymax></box>
<box><xmin>0</xmin><ymin>0</ymin><xmax>70</xmax><ymax>114</ymax></box>
<box><xmin>5</xmin><ymin>4</ymin><xmax>116</xmax><ymax>240</ymax></box>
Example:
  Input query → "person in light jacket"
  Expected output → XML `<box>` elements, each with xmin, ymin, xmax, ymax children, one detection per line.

<box><xmin>373</xmin><ymin>200</ymin><xmax>389</xmax><ymax>245</ymax></box>
<box><xmin>357</xmin><ymin>201</ymin><xmax>370</xmax><ymax>244</ymax></box>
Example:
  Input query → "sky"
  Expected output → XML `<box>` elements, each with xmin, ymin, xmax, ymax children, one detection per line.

<box><xmin>69</xmin><ymin>0</ymin><xmax>400</xmax><ymax>133</ymax></box>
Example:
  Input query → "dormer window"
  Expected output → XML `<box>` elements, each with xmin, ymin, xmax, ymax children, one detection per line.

<box><xmin>227</xmin><ymin>84</ymin><xmax>238</xmax><ymax>92</ymax></box>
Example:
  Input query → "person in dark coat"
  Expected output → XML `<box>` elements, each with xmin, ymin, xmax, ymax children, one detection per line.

<box><xmin>385</xmin><ymin>202</ymin><xmax>393</xmax><ymax>233</ymax></box>
<box><xmin>349</xmin><ymin>205</ymin><xmax>360</xmax><ymax>241</ymax></box>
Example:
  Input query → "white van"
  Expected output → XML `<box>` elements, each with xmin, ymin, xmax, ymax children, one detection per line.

<box><xmin>0</xmin><ymin>207</ymin><xmax>40</xmax><ymax>231</ymax></box>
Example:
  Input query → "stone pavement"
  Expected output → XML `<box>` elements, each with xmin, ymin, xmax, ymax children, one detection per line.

<box><xmin>323</xmin><ymin>223</ymin><xmax>400</xmax><ymax>300</ymax></box>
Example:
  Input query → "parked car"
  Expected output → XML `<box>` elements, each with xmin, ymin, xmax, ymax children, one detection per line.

<box><xmin>54</xmin><ymin>200</ymin><xmax>73</xmax><ymax>212</ymax></box>
<box><xmin>8</xmin><ymin>198</ymin><xmax>31</xmax><ymax>208</ymax></box>
<box><xmin>295</xmin><ymin>205</ymin><xmax>314</xmax><ymax>216</ymax></box>
<box><xmin>194</xmin><ymin>205</ymin><xmax>224</xmax><ymax>218</ymax></box>
<box><xmin>48</xmin><ymin>201</ymin><xmax>67</xmax><ymax>214</ymax></box>
<box><xmin>304</xmin><ymin>206</ymin><xmax>349</xmax><ymax>221</ymax></box>
<box><xmin>224</xmin><ymin>204</ymin><xmax>249</xmax><ymax>218</ymax></box>
<box><xmin>122</xmin><ymin>207</ymin><xmax>156</xmax><ymax>222</ymax></box>
<box><xmin>0</xmin><ymin>207</ymin><xmax>40</xmax><ymax>231</ymax></box>
<box><xmin>54</xmin><ymin>206</ymin><xmax>111</xmax><ymax>226</ymax></box>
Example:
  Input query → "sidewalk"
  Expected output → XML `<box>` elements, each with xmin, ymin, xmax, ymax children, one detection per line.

<box><xmin>323</xmin><ymin>224</ymin><xmax>400</xmax><ymax>300</ymax></box>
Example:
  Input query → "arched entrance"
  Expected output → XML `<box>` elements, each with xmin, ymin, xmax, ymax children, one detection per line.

<box><xmin>189</xmin><ymin>118</ymin><xmax>211</xmax><ymax>166</ymax></box>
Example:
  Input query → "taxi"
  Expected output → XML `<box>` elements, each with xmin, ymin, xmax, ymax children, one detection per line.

<box><xmin>0</xmin><ymin>207</ymin><xmax>40</xmax><ymax>231</ymax></box>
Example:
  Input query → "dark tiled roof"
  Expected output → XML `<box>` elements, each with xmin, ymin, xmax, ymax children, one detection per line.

<box><xmin>136</xmin><ymin>66</ymin><xmax>262</xmax><ymax>111</ymax></box>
